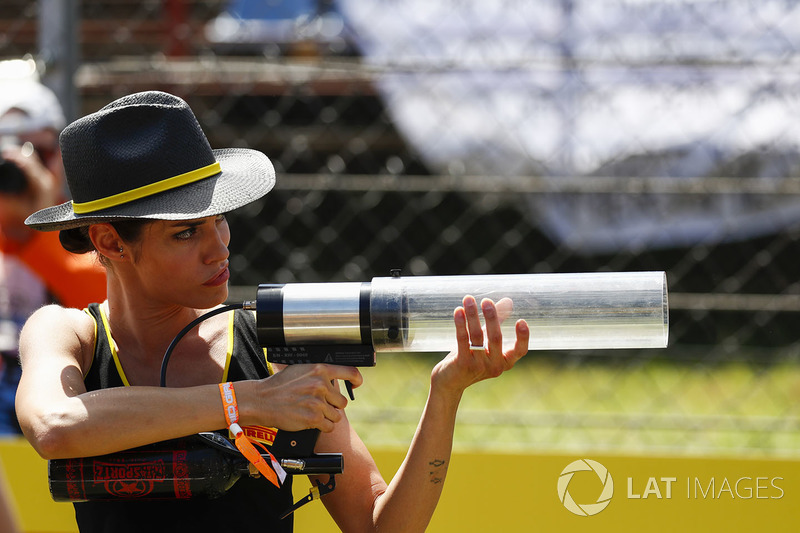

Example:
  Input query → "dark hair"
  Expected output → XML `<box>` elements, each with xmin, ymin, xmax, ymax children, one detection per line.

<box><xmin>58</xmin><ymin>219</ymin><xmax>150</xmax><ymax>255</ymax></box>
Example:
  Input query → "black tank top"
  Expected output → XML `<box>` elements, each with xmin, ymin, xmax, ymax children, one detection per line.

<box><xmin>73</xmin><ymin>304</ymin><xmax>306</xmax><ymax>532</ymax></box>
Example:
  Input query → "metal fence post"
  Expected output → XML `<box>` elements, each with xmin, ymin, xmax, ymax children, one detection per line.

<box><xmin>38</xmin><ymin>0</ymin><xmax>79</xmax><ymax>122</ymax></box>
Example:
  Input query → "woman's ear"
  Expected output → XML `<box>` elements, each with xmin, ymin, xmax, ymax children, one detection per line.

<box><xmin>88</xmin><ymin>223</ymin><xmax>125</xmax><ymax>262</ymax></box>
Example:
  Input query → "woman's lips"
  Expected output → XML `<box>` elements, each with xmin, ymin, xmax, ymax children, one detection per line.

<box><xmin>204</xmin><ymin>266</ymin><xmax>230</xmax><ymax>287</ymax></box>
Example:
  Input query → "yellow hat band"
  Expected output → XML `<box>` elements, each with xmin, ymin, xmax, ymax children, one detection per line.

<box><xmin>71</xmin><ymin>161</ymin><xmax>222</xmax><ymax>215</ymax></box>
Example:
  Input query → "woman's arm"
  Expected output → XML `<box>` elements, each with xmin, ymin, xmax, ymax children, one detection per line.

<box><xmin>317</xmin><ymin>295</ymin><xmax>529</xmax><ymax>532</ymax></box>
<box><xmin>16</xmin><ymin>305</ymin><xmax>362</xmax><ymax>459</ymax></box>
<box><xmin>16</xmin><ymin>305</ymin><xmax>228</xmax><ymax>458</ymax></box>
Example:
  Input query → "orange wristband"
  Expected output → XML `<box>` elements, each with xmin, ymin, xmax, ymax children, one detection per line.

<box><xmin>218</xmin><ymin>382</ymin><xmax>285</xmax><ymax>488</ymax></box>
<box><xmin>219</xmin><ymin>382</ymin><xmax>239</xmax><ymax>426</ymax></box>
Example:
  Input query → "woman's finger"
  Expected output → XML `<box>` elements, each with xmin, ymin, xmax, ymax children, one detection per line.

<box><xmin>481</xmin><ymin>298</ymin><xmax>504</xmax><ymax>355</ymax></box>
<box><xmin>463</xmin><ymin>295</ymin><xmax>485</xmax><ymax>348</ymax></box>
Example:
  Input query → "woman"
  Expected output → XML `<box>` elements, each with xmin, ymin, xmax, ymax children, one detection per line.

<box><xmin>15</xmin><ymin>91</ymin><xmax>529</xmax><ymax>532</ymax></box>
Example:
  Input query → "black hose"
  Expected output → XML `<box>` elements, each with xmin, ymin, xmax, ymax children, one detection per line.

<box><xmin>159</xmin><ymin>303</ymin><xmax>243</xmax><ymax>387</ymax></box>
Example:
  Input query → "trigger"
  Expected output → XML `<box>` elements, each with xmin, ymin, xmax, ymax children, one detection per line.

<box><xmin>345</xmin><ymin>380</ymin><xmax>355</xmax><ymax>401</ymax></box>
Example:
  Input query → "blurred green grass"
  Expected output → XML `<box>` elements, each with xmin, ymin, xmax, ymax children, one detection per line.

<box><xmin>346</xmin><ymin>350</ymin><xmax>800</xmax><ymax>457</ymax></box>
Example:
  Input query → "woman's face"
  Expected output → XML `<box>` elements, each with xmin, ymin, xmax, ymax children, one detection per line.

<box><xmin>128</xmin><ymin>214</ymin><xmax>232</xmax><ymax>309</ymax></box>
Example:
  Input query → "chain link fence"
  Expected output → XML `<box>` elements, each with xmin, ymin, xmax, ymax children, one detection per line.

<box><xmin>4</xmin><ymin>0</ymin><xmax>800</xmax><ymax>456</ymax></box>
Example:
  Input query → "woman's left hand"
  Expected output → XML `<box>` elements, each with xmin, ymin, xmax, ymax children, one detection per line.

<box><xmin>431</xmin><ymin>295</ymin><xmax>529</xmax><ymax>397</ymax></box>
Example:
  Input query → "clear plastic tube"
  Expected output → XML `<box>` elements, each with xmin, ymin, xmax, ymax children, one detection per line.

<box><xmin>369</xmin><ymin>272</ymin><xmax>668</xmax><ymax>352</ymax></box>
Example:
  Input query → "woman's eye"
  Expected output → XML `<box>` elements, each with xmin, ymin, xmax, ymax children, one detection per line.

<box><xmin>175</xmin><ymin>228</ymin><xmax>196</xmax><ymax>240</ymax></box>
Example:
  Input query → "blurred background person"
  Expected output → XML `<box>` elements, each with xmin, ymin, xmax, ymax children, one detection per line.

<box><xmin>0</xmin><ymin>58</ymin><xmax>106</xmax><ymax>435</ymax></box>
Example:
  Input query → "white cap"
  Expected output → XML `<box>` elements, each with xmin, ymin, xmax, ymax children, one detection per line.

<box><xmin>0</xmin><ymin>58</ymin><xmax>66</xmax><ymax>134</ymax></box>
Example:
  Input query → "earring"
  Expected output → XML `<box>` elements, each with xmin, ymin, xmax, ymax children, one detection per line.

<box><xmin>119</xmin><ymin>246</ymin><xmax>124</xmax><ymax>259</ymax></box>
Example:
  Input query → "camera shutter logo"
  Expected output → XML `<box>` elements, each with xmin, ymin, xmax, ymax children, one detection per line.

<box><xmin>557</xmin><ymin>459</ymin><xmax>614</xmax><ymax>516</ymax></box>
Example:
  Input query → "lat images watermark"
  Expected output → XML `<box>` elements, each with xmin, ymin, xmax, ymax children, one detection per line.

<box><xmin>557</xmin><ymin>459</ymin><xmax>614</xmax><ymax>516</ymax></box>
<box><xmin>558</xmin><ymin>459</ymin><xmax>786</xmax><ymax>517</ymax></box>
<box><xmin>626</xmin><ymin>475</ymin><xmax>785</xmax><ymax>500</ymax></box>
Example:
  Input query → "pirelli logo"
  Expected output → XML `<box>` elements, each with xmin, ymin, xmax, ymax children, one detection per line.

<box><xmin>240</xmin><ymin>425</ymin><xmax>278</xmax><ymax>446</ymax></box>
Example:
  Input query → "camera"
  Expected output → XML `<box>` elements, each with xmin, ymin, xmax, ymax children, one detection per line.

<box><xmin>0</xmin><ymin>136</ymin><xmax>28</xmax><ymax>193</ymax></box>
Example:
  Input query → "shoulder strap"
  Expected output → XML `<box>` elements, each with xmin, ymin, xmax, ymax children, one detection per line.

<box><xmin>226</xmin><ymin>309</ymin><xmax>273</xmax><ymax>381</ymax></box>
<box><xmin>83</xmin><ymin>303</ymin><xmax>126</xmax><ymax>390</ymax></box>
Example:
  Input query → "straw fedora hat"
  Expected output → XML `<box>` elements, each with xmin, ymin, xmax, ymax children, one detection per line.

<box><xmin>25</xmin><ymin>91</ymin><xmax>275</xmax><ymax>231</ymax></box>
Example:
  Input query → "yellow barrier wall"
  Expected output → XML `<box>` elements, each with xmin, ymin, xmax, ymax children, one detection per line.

<box><xmin>2</xmin><ymin>437</ymin><xmax>799</xmax><ymax>532</ymax></box>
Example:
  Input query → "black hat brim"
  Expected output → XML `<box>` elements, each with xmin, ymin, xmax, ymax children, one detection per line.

<box><xmin>25</xmin><ymin>148</ymin><xmax>275</xmax><ymax>231</ymax></box>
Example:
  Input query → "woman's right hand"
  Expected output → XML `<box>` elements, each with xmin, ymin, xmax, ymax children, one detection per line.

<box><xmin>244</xmin><ymin>363</ymin><xmax>364</xmax><ymax>433</ymax></box>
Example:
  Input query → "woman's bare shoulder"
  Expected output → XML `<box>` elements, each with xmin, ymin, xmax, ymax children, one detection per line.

<box><xmin>25</xmin><ymin>304</ymin><xmax>95</xmax><ymax>330</ymax></box>
<box><xmin>21</xmin><ymin>304</ymin><xmax>98</xmax><ymax>361</ymax></box>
